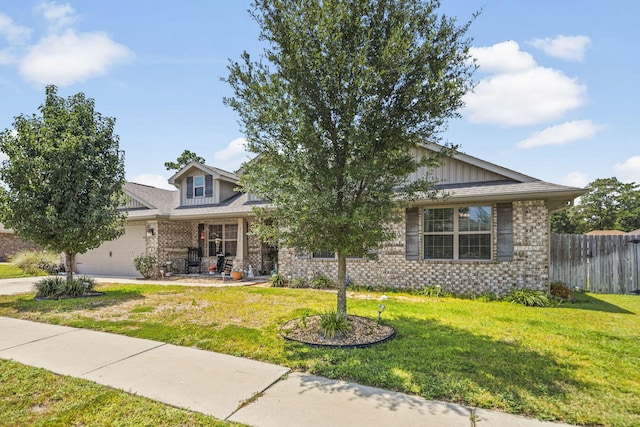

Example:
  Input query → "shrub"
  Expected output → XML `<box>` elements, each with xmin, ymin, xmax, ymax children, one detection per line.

<box><xmin>34</xmin><ymin>276</ymin><xmax>96</xmax><ymax>298</ymax></box>
<box><xmin>132</xmin><ymin>254</ymin><xmax>156</xmax><ymax>278</ymax></box>
<box><xmin>318</xmin><ymin>310</ymin><xmax>351</xmax><ymax>339</ymax></box>
<box><xmin>550</xmin><ymin>281</ymin><xmax>571</xmax><ymax>299</ymax></box>
<box><xmin>269</xmin><ymin>274</ymin><xmax>286</xmax><ymax>287</ymax></box>
<box><xmin>310</xmin><ymin>275</ymin><xmax>335</xmax><ymax>289</ymax></box>
<box><xmin>505</xmin><ymin>289</ymin><xmax>549</xmax><ymax>307</ymax></box>
<box><xmin>289</xmin><ymin>277</ymin><xmax>307</xmax><ymax>288</ymax></box>
<box><xmin>10</xmin><ymin>250</ymin><xmax>60</xmax><ymax>275</ymax></box>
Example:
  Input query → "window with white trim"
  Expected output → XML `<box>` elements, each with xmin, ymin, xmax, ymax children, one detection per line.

<box><xmin>208</xmin><ymin>224</ymin><xmax>238</xmax><ymax>256</ymax></box>
<box><xmin>193</xmin><ymin>176</ymin><xmax>204</xmax><ymax>197</ymax></box>
<box><xmin>423</xmin><ymin>206</ymin><xmax>492</xmax><ymax>260</ymax></box>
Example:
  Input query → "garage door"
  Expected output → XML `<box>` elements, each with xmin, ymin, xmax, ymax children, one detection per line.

<box><xmin>75</xmin><ymin>224</ymin><xmax>146</xmax><ymax>276</ymax></box>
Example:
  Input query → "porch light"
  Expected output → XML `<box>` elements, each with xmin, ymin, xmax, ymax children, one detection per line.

<box><xmin>146</xmin><ymin>226</ymin><xmax>155</xmax><ymax>238</ymax></box>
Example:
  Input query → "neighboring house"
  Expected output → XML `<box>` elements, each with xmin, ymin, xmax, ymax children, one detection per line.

<box><xmin>76</xmin><ymin>144</ymin><xmax>585</xmax><ymax>294</ymax></box>
<box><xmin>0</xmin><ymin>224</ymin><xmax>41</xmax><ymax>262</ymax></box>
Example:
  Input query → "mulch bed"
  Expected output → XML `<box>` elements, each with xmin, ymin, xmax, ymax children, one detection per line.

<box><xmin>281</xmin><ymin>315</ymin><xmax>395</xmax><ymax>348</ymax></box>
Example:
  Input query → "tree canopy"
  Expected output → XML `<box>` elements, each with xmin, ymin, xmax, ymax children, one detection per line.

<box><xmin>225</xmin><ymin>0</ymin><xmax>476</xmax><ymax>314</ymax></box>
<box><xmin>164</xmin><ymin>150</ymin><xmax>205</xmax><ymax>171</ymax></box>
<box><xmin>0</xmin><ymin>85</ymin><xmax>126</xmax><ymax>280</ymax></box>
<box><xmin>551</xmin><ymin>177</ymin><xmax>640</xmax><ymax>234</ymax></box>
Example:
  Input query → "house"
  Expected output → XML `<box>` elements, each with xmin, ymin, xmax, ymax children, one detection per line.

<box><xmin>75</xmin><ymin>161</ymin><xmax>276</xmax><ymax>277</ymax></box>
<box><xmin>585</xmin><ymin>230</ymin><xmax>627</xmax><ymax>236</ymax></box>
<box><xmin>76</xmin><ymin>144</ymin><xmax>585</xmax><ymax>294</ymax></box>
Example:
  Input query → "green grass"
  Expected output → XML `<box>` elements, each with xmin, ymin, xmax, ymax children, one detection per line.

<box><xmin>1</xmin><ymin>284</ymin><xmax>639</xmax><ymax>426</ymax></box>
<box><xmin>0</xmin><ymin>359</ymin><xmax>241</xmax><ymax>426</ymax></box>
<box><xmin>0</xmin><ymin>262</ymin><xmax>35</xmax><ymax>279</ymax></box>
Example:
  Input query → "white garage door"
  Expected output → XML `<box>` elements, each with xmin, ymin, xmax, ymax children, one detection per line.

<box><xmin>75</xmin><ymin>224</ymin><xmax>146</xmax><ymax>276</ymax></box>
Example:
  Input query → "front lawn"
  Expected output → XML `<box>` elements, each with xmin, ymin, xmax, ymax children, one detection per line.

<box><xmin>0</xmin><ymin>284</ymin><xmax>638</xmax><ymax>426</ymax></box>
<box><xmin>0</xmin><ymin>359</ymin><xmax>238</xmax><ymax>426</ymax></box>
<box><xmin>0</xmin><ymin>262</ymin><xmax>34</xmax><ymax>279</ymax></box>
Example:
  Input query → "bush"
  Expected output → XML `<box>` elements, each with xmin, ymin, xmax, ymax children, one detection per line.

<box><xmin>10</xmin><ymin>250</ymin><xmax>60</xmax><ymax>275</ymax></box>
<box><xmin>310</xmin><ymin>275</ymin><xmax>335</xmax><ymax>289</ymax></box>
<box><xmin>34</xmin><ymin>276</ymin><xmax>97</xmax><ymax>298</ymax></box>
<box><xmin>318</xmin><ymin>310</ymin><xmax>351</xmax><ymax>339</ymax></box>
<box><xmin>132</xmin><ymin>254</ymin><xmax>156</xmax><ymax>278</ymax></box>
<box><xmin>289</xmin><ymin>277</ymin><xmax>307</xmax><ymax>288</ymax></box>
<box><xmin>505</xmin><ymin>289</ymin><xmax>550</xmax><ymax>307</ymax></box>
<box><xmin>269</xmin><ymin>274</ymin><xmax>286</xmax><ymax>287</ymax></box>
<box><xmin>550</xmin><ymin>281</ymin><xmax>571</xmax><ymax>299</ymax></box>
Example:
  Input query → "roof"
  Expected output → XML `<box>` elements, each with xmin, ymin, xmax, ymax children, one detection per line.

<box><xmin>125</xmin><ymin>142</ymin><xmax>585</xmax><ymax>220</ymax></box>
<box><xmin>167</xmin><ymin>161</ymin><xmax>238</xmax><ymax>185</ymax></box>
<box><xmin>123</xmin><ymin>181</ymin><xmax>264</xmax><ymax>220</ymax></box>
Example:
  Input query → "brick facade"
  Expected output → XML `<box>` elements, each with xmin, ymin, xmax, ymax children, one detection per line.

<box><xmin>0</xmin><ymin>233</ymin><xmax>42</xmax><ymax>262</ymax></box>
<box><xmin>143</xmin><ymin>218</ymin><xmax>269</xmax><ymax>276</ymax></box>
<box><xmin>278</xmin><ymin>200</ymin><xmax>550</xmax><ymax>295</ymax></box>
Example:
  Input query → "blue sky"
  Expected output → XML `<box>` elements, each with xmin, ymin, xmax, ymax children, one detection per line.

<box><xmin>0</xmin><ymin>1</ymin><xmax>638</xmax><ymax>191</ymax></box>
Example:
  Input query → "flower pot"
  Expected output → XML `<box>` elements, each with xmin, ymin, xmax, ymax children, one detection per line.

<box><xmin>231</xmin><ymin>271</ymin><xmax>242</xmax><ymax>281</ymax></box>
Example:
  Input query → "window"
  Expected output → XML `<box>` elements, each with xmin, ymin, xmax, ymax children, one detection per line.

<box><xmin>208</xmin><ymin>224</ymin><xmax>238</xmax><ymax>256</ymax></box>
<box><xmin>193</xmin><ymin>176</ymin><xmax>204</xmax><ymax>197</ymax></box>
<box><xmin>424</xmin><ymin>206</ymin><xmax>492</xmax><ymax>260</ymax></box>
<box><xmin>312</xmin><ymin>251</ymin><xmax>334</xmax><ymax>259</ymax></box>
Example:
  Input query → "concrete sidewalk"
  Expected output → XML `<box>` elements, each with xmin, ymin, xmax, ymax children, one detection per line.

<box><xmin>0</xmin><ymin>316</ymin><xmax>573</xmax><ymax>427</ymax></box>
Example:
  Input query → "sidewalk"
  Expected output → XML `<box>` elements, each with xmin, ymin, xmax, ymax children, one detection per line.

<box><xmin>0</xmin><ymin>278</ymin><xmax>573</xmax><ymax>426</ymax></box>
<box><xmin>0</xmin><ymin>316</ymin><xmax>573</xmax><ymax>427</ymax></box>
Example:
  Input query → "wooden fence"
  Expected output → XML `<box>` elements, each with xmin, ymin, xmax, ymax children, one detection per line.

<box><xmin>550</xmin><ymin>234</ymin><xmax>640</xmax><ymax>294</ymax></box>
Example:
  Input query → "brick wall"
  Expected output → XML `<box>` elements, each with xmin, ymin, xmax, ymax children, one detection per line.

<box><xmin>0</xmin><ymin>233</ymin><xmax>42</xmax><ymax>262</ymax></box>
<box><xmin>278</xmin><ymin>200</ymin><xmax>550</xmax><ymax>295</ymax></box>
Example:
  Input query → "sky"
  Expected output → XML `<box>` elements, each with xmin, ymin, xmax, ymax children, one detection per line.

<box><xmin>0</xmin><ymin>1</ymin><xmax>638</xmax><ymax>191</ymax></box>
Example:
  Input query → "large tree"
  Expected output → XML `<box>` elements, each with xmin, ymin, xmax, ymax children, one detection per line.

<box><xmin>551</xmin><ymin>177</ymin><xmax>640</xmax><ymax>234</ymax></box>
<box><xmin>0</xmin><ymin>85</ymin><xmax>126</xmax><ymax>281</ymax></box>
<box><xmin>225</xmin><ymin>0</ymin><xmax>475</xmax><ymax>314</ymax></box>
<box><xmin>164</xmin><ymin>150</ymin><xmax>205</xmax><ymax>171</ymax></box>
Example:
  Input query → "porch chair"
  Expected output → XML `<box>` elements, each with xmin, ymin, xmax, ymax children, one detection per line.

<box><xmin>184</xmin><ymin>247</ymin><xmax>202</xmax><ymax>274</ymax></box>
<box><xmin>221</xmin><ymin>258</ymin><xmax>234</xmax><ymax>281</ymax></box>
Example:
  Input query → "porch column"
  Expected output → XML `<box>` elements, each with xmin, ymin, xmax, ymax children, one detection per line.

<box><xmin>237</xmin><ymin>218</ymin><xmax>247</xmax><ymax>267</ymax></box>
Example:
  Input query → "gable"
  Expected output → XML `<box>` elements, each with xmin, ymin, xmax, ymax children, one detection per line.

<box><xmin>406</xmin><ymin>144</ymin><xmax>536</xmax><ymax>186</ymax></box>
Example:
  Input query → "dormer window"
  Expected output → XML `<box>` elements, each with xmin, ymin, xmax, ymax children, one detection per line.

<box><xmin>193</xmin><ymin>176</ymin><xmax>204</xmax><ymax>197</ymax></box>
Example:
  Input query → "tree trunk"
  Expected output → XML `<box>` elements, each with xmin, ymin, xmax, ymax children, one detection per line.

<box><xmin>65</xmin><ymin>251</ymin><xmax>75</xmax><ymax>282</ymax></box>
<box><xmin>336</xmin><ymin>252</ymin><xmax>347</xmax><ymax>315</ymax></box>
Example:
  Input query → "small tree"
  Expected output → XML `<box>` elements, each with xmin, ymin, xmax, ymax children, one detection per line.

<box><xmin>0</xmin><ymin>85</ymin><xmax>126</xmax><ymax>282</ymax></box>
<box><xmin>164</xmin><ymin>149</ymin><xmax>205</xmax><ymax>171</ymax></box>
<box><xmin>226</xmin><ymin>0</ymin><xmax>475</xmax><ymax>315</ymax></box>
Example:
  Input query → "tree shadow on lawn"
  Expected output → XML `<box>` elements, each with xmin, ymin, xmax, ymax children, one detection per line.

<box><xmin>558</xmin><ymin>293</ymin><xmax>636</xmax><ymax>314</ymax></box>
<box><xmin>0</xmin><ymin>289</ymin><xmax>145</xmax><ymax>314</ymax></box>
<box><xmin>284</xmin><ymin>316</ymin><xmax>587</xmax><ymax>419</ymax></box>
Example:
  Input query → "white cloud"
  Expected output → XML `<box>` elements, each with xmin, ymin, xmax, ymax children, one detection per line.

<box><xmin>517</xmin><ymin>120</ymin><xmax>601</xmax><ymax>149</ymax></box>
<box><xmin>212</xmin><ymin>137</ymin><xmax>252</xmax><ymax>172</ymax></box>
<box><xmin>35</xmin><ymin>1</ymin><xmax>76</xmax><ymax>31</ymax></box>
<box><xmin>129</xmin><ymin>174</ymin><xmax>176</xmax><ymax>191</ymax></box>
<box><xmin>613</xmin><ymin>156</ymin><xmax>640</xmax><ymax>184</ymax></box>
<box><xmin>19</xmin><ymin>29</ymin><xmax>133</xmax><ymax>86</ymax></box>
<box><xmin>469</xmin><ymin>41</ymin><xmax>537</xmax><ymax>73</ymax></box>
<box><xmin>561</xmin><ymin>172</ymin><xmax>590</xmax><ymax>188</ymax></box>
<box><xmin>464</xmin><ymin>67</ymin><xmax>586</xmax><ymax>126</ymax></box>
<box><xmin>0</xmin><ymin>12</ymin><xmax>32</xmax><ymax>44</ymax></box>
<box><xmin>529</xmin><ymin>35</ymin><xmax>591</xmax><ymax>61</ymax></box>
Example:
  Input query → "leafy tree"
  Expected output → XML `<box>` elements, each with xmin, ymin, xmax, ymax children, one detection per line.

<box><xmin>225</xmin><ymin>0</ymin><xmax>476</xmax><ymax>314</ymax></box>
<box><xmin>550</xmin><ymin>177</ymin><xmax>640</xmax><ymax>234</ymax></box>
<box><xmin>164</xmin><ymin>150</ymin><xmax>205</xmax><ymax>171</ymax></box>
<box><xmin>0</xmin><ymin>85</ymin><xmax>126</xmax><ymax>282</ymax></box>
